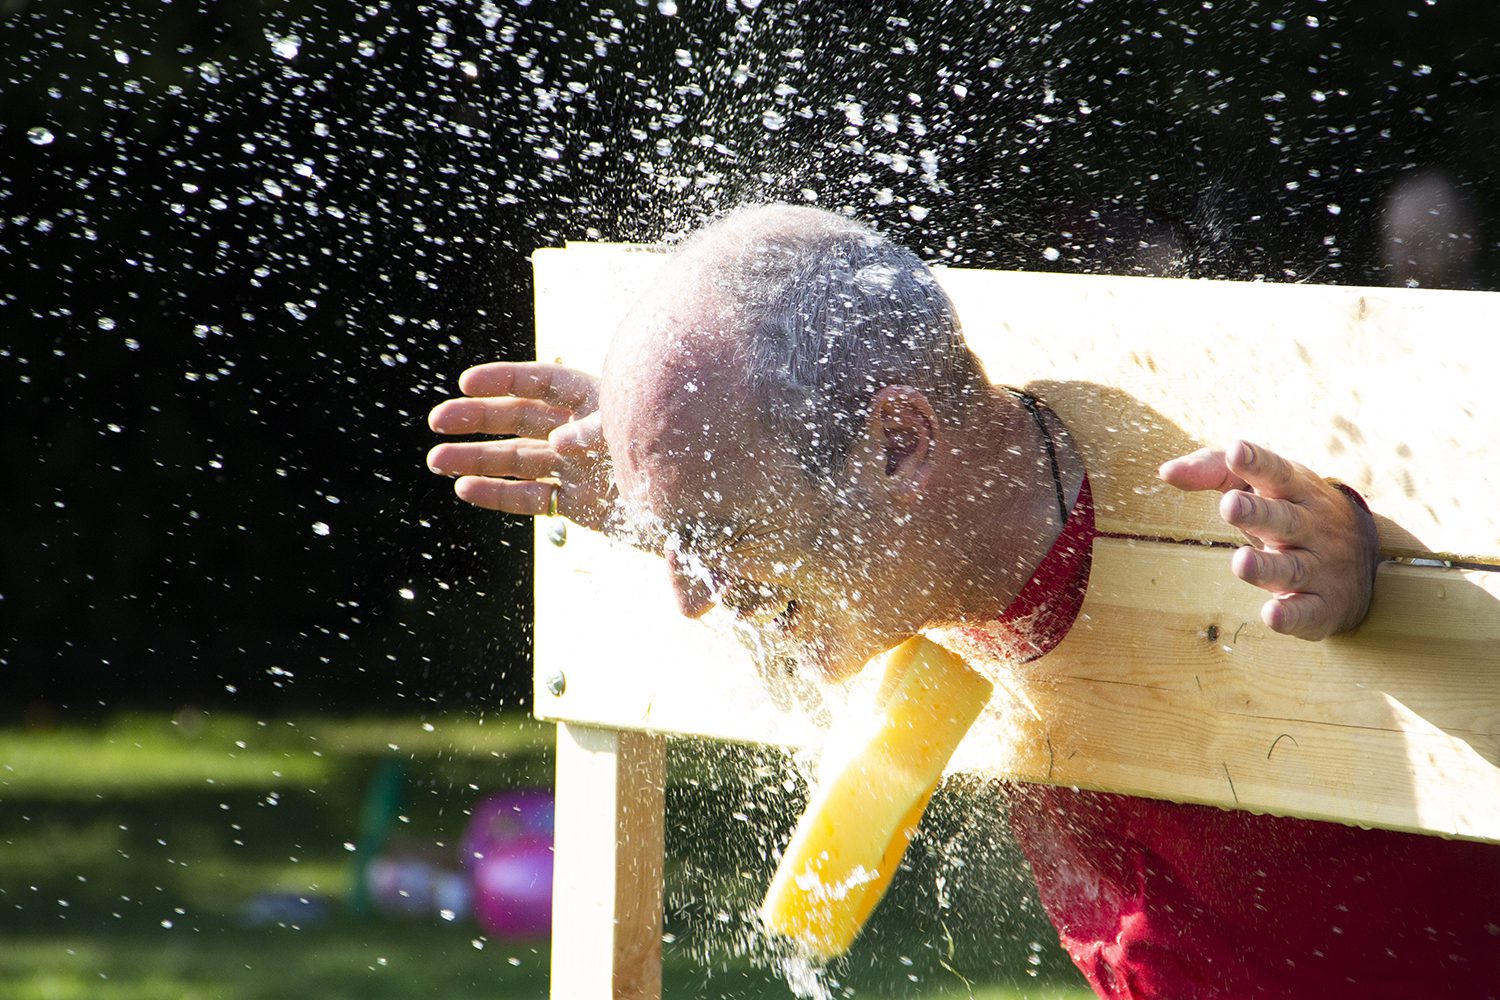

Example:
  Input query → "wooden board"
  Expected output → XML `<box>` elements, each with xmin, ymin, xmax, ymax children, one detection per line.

<box><xmin>535</xmin><ymin>524</ymin><xmax>1500</xmax><ymax>843</ymax></box>
<box><xmin>531</xmin><ymin>243</ymin><xmax>1500</xmax><ymax>843</ymax></box>
<box><xmin>549</xmin><ymin>724</ymin><xmax>665</xmax><ymax>1000</ymax></box>
<box><xmin>533</xmin><ymin>244</ymin><xmax>1500</xmax><ymax>563</ymax></box>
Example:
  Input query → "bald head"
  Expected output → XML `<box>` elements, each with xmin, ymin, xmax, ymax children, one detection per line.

<box><xmin>602</xmin><ymin>204</ymin><xmax>989</xmax><ymax>489</ymax></box>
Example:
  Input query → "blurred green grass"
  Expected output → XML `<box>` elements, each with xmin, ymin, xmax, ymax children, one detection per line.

<box><xmin>0</xmin><ymin>711</ymin><xmax>1091</xmax><ymax>999</ymax></box>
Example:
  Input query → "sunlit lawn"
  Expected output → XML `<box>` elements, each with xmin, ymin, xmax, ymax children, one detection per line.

<box><xmin>0</xmin><ymin>711</ymin><xmax>1091</xmax><ymax>999</ymax></box>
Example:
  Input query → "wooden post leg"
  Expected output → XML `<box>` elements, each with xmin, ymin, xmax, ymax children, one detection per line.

<box><xmin>550</xmin><ymin>722</ymin><xmax>666</xmax><ymax>1000</ymax></box>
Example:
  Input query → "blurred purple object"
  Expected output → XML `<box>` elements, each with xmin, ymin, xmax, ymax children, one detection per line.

<box><xmin>461</xmin><ymin>788</ymin><xmax>554</xmax><ymax>866</ymax></box>
<box><xmin>472</xmin><ymin>836</ymin><xmax>554</xmax><ymax>937</ymax></box>
<box><xmin>463</xmin><ymin>789</ymin><xmax>554</xmax><ymax>937</ymax></box>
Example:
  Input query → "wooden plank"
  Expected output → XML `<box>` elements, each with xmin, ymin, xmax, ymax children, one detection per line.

<box><xmin>939</xmin><ymin>538</ymin><xmax>1500</xmax><ymax>842</ymax></box>
<box><xmin>532</xmin><ymin>244</ymin><xmax>1500</xmax><ymax>562</ymax></box>
<box><xmin>535</xmin><ymin>522</ymin><xmax>1500</xmax><ymax>843</ymax></box>
<box><xmin>531</xmin><ymin>244</ymin><xmax>1500</xmax><ymax>843</ymax></box>
<box><xmin>532</xmin><ymin>516</ymin><xmax>830</xmax><ymax>749</ymax></box>
<box><xmin>549</xmin><ymin>723</ymin><xmax>666</xmax><ymax>1000</ymax></box>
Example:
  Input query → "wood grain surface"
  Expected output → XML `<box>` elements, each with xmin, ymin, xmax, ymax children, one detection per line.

<box><xmin>530</xmin><ymin>243</ymin><xmax>1500</xmax><ymax>843</ymax></box>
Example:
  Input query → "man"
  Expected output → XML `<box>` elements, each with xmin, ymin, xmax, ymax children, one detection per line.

<box><xmin>428</xmin><ymin>206</ymin><xmax>1499</xmax><ymax>997</ymax></box>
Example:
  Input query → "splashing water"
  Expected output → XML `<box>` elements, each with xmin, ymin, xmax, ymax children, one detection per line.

<box><xmin>4</xmin><ymin>2</ymin><xmax>1495</xmax><ymax>996</ymax></box>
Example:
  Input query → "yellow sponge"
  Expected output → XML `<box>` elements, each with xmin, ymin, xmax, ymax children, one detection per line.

<box><xmin>759</xmin><ymin>635</ymin><xmax>993</xmax><ymax>960</ymax></box>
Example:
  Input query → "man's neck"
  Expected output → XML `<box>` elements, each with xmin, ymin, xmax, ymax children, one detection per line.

<box><xmin>922</xmin><ymin>387</ymin><xmax>1084</xmax><ymax>627</ymax></box>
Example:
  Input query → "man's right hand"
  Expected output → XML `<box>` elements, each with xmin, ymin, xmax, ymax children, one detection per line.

<box><xmin>426</xmin><ymin>361</ymin><xmax>615</xmax><ymax>533</ymax></box>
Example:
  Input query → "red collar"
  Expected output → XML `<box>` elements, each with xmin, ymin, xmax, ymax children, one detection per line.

<box><xmin>954</xmin><ymin>475</ymin><xmax>1096</xmax><ymax>663</ymax></box>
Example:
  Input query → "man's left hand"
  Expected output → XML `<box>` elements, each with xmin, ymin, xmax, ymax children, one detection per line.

<box><xmin>1158</xmin><ymin>441</ymin><xmax>1380</xmax><ymax>640</ymax></box>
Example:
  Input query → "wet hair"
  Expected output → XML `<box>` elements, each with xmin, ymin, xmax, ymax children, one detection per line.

<box><xmin>677</xmin><ymin>205</ymin><xmax>990</xmax><ymax>481</ymax></box>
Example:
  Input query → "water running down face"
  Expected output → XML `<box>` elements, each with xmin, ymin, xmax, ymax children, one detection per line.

<box><xmin>598</xmin><ymin>205</ymin><xmax>1003</xmax><ymax>682</ymax></box>
<box><xmin>602</xmin><ymin>335</ymin><xmax>886</xmax><ymax>681</ymax></box>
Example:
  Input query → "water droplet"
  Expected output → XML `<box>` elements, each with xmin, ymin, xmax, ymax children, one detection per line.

<box><xmin>398</xmin><ymin>587</ymin><xmax>415</xmax><ymax>600</ymax></box>
<box><xmin>27</xmin><ymin>127</ymin><xmax>55</xmax><ymax>146</ymax></box>
<box><xmin>312</xmin><ymin>521</ymin><xmax>330</xmax><ymax>536</ymax></box>
<box><xmin>284</xmin><ymin>302</ymin><xmax>307</xmax><ymax>320</ymax></box>
<box><xmin>761</xmin><ymin>109</ymin><xmax>786</xmax><ymax>131</ymax></box>
<box><xmin>674</xmin><ymin>48</ymin><xmax>692</xmax><ymax>67</ymax></box>
<box><xmin>270</xmin><ymin>34</ymin><xmax>301</xmax><ymax>60</ymax></box>
<box><xmin>97</xmin><ymin>316</ymin><xmax>116</xmax><ymax>331</ymax></box>
<box><xmin>1042</xmin><ymin>247</ymin><xmax>1061</xmax><ymax>262</ymax></box>
<box><xmin>907</xmin><ymin>204</ymin><xmax>929</xmax><ymax>221</ymax></box>
<box><xmin>1327</xmin><ymin>203</ymin><xmax>1342</xmax><ymax>215</ymax></box>
<box><xmin>198</xmin><ymin>61</ymin><xmax>221</xmax><ymax>83</ymax></box>
<box><xmin>656</xmin><ymin>0</ymin><xmax>678</xmax><ymax>14</ymax></box>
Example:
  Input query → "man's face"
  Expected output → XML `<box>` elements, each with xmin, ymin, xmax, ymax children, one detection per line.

<box><xmin>601</xmin><ymin>338</ymin><xmax>911</xmax><ymax>682</ymax></box>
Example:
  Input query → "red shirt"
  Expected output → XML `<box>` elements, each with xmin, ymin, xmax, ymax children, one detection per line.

<box><xmin>959</xmin><ymin>476</ymin><xmax>1500</xmax><ymax>998</ymax></box>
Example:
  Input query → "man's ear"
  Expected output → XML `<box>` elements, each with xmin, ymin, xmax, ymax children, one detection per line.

<box><xmin>855</xmin><ymin>385</ymin><xmax>939</xmax><ymax>502</ymax></box>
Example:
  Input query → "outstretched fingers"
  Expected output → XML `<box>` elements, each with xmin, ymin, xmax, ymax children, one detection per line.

<box><xmin>1156</xmin><ymin>447</ymin><xmax>1249</xmax><ymax>494</ymax></box>
<box><xmin>548</xmin><ymin>411</ymin><xmax>604</xmax><ymax>456</ymax></box>
<box><xmin>426</xmin><ymin>439</ymin><xmax>558</xmax><ymax>480</ymax></box>
<box><xmin>1259</xmin><ymin>592</ymin><xmax>1333</xmax><ymax>641</ymax></box>
<box><xmin>428</xmin><ymin>396</ymin><xmax>574</xmax><ymax>437</ymax></box>
<box><xmin>454</xmin><ymin>475</ymin><xmax>559</xmax><ymax>517</ymax></box>
<box><xmin>1223</xmin><ymin>439</ymin><xmax>1305</xmax><ymax>500</ymax></box>
<box><xmin>457</xmin><ymin>361</ymin><xmax>599</xmax><ymax>412</ymax></box>
<box><xmin>1220</xmin><ymin>489</ymin><xmax>1308</xmax><ymax>547</ymax></box>
<box><xmin>1231</xmin><ymin>545</ymin><xmax>1311</xmax><ymax>594</ymax></box>
<box><xmin>1162</xmin><ymin>439</ymin><xmax>1379</xmax><ymax>641</ymax></box>
<box><xmin>1235</xmin><ymin>544</ymin><xmax>1344</xmax><ymax>640</ymax></box>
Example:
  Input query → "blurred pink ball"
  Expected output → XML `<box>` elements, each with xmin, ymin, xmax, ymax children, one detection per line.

<box><xmin>464</xmin><ymin>789</ymin><xmax>554</xmax><ymax>938</ymax></box>
<box><xmin>462</xmin><ymin>789</ymin><xmax>554</xmax><ymax>867</ymax></box>
<box><xmin>471</xmin><ymin>835</ymin><xmax>553</xmax><ymax>937</ymax></box>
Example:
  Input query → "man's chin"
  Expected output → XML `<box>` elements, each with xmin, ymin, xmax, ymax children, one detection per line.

<box><xmin>709</xmin><ymin>602</ymin><xmax>885</xmax><ymax>686</ymax></box>
<box><xmin>808</xmin><ymin>644</ymin><xmax>871</xmax><ymax>683</ymax></box>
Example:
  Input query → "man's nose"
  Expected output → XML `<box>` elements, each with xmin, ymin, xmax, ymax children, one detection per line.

<box><xmin>666</xmin><ymin>549</ymin><xmax>715</xmax><ymax>619</ymax></box>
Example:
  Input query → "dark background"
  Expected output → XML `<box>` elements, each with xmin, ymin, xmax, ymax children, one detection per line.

<box><xmin>3</xmin><ymin>0</ymin><xmax>1496</xmax><ymax>715</ymax></box>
